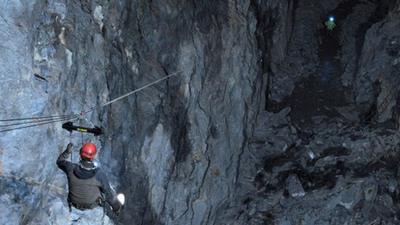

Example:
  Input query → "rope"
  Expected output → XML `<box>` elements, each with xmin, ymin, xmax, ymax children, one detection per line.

<box><xmin>82</xmin><ymin>71</ymin><xmax>181</xmax><ymax>114</ymax></box>
<box><xmin>0</xmin><ymin>114</ymin><xmax>75</xmax><ymax>122</ymax></box>
<box><xmin>0</xmin><ymin>115</ymin><xmax>76</xmax><ymax>128</ymax></box>
<box><xmin>70</xmin><ymin>132</ymin><xmax>73</xmax><ymax>162</ymax></box>
<box><xmin>0</xmin><ymin>116</ymin><xmax>78</xmax><ymax>133</ymax></box>
<box><xmin>0</xmin><ymin>71</ymin><xmax>181</xmax><ymax>133</ymax></box>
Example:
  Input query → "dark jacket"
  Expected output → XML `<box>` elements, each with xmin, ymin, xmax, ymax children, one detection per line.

<box><xmin>57</xmin><ymin>146</ymin><xmax>121</xmax><ymax>211</ymax></box>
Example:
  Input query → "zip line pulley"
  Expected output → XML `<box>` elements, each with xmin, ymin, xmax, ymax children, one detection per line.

<box><xmin>62</xmin><ymin>121</ymin><xmax>103</xmax><ymax>136</ymax></box>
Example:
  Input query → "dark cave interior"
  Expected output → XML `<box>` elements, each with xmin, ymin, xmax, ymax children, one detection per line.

<box><xmin>1</xmin><ymin>0</ymin><xmax>400</xmax><ymax>225</ymax></box>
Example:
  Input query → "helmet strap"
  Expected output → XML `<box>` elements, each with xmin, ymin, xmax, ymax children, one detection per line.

<box><xmin>79</xmin><ymin>160</ymin><xmax>97</xmax><ymax>170</ymax></box>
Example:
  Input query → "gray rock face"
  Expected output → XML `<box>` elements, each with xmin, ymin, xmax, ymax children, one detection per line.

<box><xmin>286</xmin><ymin>174</ymin><xmax>305</xmax><ymax>198</ymax></box>
<box><xmin>0</xmin><ymin>0</ymin><xmax>400</xmax><ymax>225</ymax></box>
<box><xmin>354</xmin><ymin>3</ymin><xmax>400</xmax><ymax>123</ymax></box>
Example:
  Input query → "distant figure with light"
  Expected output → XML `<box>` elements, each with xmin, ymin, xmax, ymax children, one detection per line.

<box><xmin>325</xmin><ymin>16</ymin><xmax>336</xmax><ymax>30</ymax></box>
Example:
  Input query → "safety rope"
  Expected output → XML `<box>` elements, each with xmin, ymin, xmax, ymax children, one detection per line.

<box><xmin>0</xmin><ymin>114</ymin><xmax>75</xmax><ymax>122</ymax></box>
<box><xmin>0</xmin><ymin>116</ymin><xmax>79</xmax><ymax>133</ymax></box>
<box><xmin>70</xmin><ymin>132</ymin><xmax>73</xmax><ymax>162</ymax></box>
<box><xmin>0</xmin><ymin>115</ymin><xmax>76</xmax><ymax>128</ymax></box>
<box><xmin>0</xmin><ymin>70</ymin><xmax>181</xmax><ymax>133</ymax></box>
<box><xmin>81</xmin><ymin>71</ymin><xmax>181</xmax><ymax>115</ymax></box>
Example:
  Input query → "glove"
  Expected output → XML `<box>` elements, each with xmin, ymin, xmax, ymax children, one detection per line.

<box><xmin>111</xmin><ymin>197</ymin><xmax>123</xmax><ymax>215</ymax></box>
<box><xmin>66</xmin><ymin>143</ymin><xmax>73</xmax><ymax>153</ymax></box>
<box><xmin>114</xmin><ymin>207</ymin><xmax>121</xmax><ymax>216</ymax></box>
<box><xmin>113</xmin><ymin>201</ymin><xmax>122</xmax><ymax>211</ymax></box>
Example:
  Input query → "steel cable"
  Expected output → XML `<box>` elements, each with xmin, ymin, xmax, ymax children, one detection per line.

<box><xmin>0</xmin><ymin>71</ymin><xmax>181</xmax><ymax>133</ymax></box>
<box><xmin>0</xmin><ymin>115</ymin><xmax>77</xmax><ymax>128</ymax></box>
<box><xmin>0</xmin><ymin>114</ymin><xmax>76</xmax><ymax>122</ymax></box>
<box><xmin>0</xmin><ymin>116</ymin><xmax>79</xmax><ymax>133</ymax></box>
<box><xmin>81</xmin><ymin>71</ymin><xmax>181</xmax><ymax>115</ymax></box>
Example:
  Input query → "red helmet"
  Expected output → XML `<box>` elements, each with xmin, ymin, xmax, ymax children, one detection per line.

<box><xmin>80</xmin><ymin>143</ymin><xmax>97</xmax><ymax>160</ymax></box>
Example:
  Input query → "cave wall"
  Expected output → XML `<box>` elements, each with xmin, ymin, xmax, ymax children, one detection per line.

<box><xmin>0</xmin><ymin>0</ymin><xmax>265</xmax><ymax>224</ymax></box>
<box><xmin>0</xmin><ymin>0</ymin><xmax>400</xmax><ymax>225</ymax></box>
<box><xmin>354</xmin><ymin>0</ymin><xmax>400</xmax><ymax>124</ymax></box>
<box><xmin>0</xmin><ymin>0</ymin><xmax>112</xmax><ymax>224</ymax></box>
<box><xmin>105</xmin><ymin>1</ymin><xmax>260</xmax><ymax>224</ymax></box>
<box><xmin>106</xmin><ymin>0</ymin><xmax>400</xmax><ymax>224</ymax></box>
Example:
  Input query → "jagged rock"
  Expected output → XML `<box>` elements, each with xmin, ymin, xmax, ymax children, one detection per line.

<box><xmin>335</xmin><ymin>106</ymin><xmax>359</xmax><ymax>122</ymax></box>
<box><xmin>363</xmin><ymin>179</ymin><xmax>378</xmax><ymax>202</ymax></box>
<box><xmin>337</xmin><ymin>183</ymin><xmax>363</xmax><ymax>210</ymax></box>
<box><xmin>286</xmin><ymin>174</ymin><xmax>305</xmax><ymax>198</ymax></box>
<box><xmin>0</xmin><ymin>0</ymin><xmax>399</xmax><ymax>225</ymax></box>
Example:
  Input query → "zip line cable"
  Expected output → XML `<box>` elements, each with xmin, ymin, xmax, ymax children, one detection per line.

<box><xmin>0</xmin><ymin>70</ymin><xmax>181</xmax><ymax>133</ymax></box>
<box><xmin>0</xmin><ymin>115</ymin><xmax>76</xmax><ymax>128</ymax></box>
<box><xmin>0</xmin><ymin>116</ymin><xmax>78</xmax><ymax>133</ymax></box>
<box><xmin>0</xmin><ymin>114</ymin><xmax>75</xmax><ymax>122</ymax></box>
<box><xmin>102</xmin><ymin>71</ymin><xmax>181</xmax><ymax>107</ymax></box>
<box><xmin>81</xmin><ymin>71</ymin><xmax>182</xmax><ymax>114</ymax></box>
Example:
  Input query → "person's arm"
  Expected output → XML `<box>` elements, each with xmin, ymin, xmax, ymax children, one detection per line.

<box><xmin>96</xmin><ymin>170</ymin><xmax>122</xmax><ymax>212</ymax></box>
<box><xmin>56</xmin><ymin>143</ymin><xmax>74</xmax><ymax>173</ymax></box>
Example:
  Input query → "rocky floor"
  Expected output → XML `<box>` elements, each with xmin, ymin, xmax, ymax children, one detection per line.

<box><xmin>244</xmin><ymin>109</ymin><xmax>400</xmax><ymax>225</ymax></box>
<box><xmin>234</xmin><ymin>1</ymin><xmax>400</xmax><ymax>223</ymax></box>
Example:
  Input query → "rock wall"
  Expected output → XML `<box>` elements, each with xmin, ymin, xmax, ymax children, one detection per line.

<box><xmin>106</xmin><ymin>1</ymin><xmax>259</xmax><ymax>224</ymax></box>
<box><xmin>0</xmin><ymin>0</ymin><xmax>400</xmax><ymax>225</ymax></box>
<box><xmin>354</xmin><ymin>0</ymin><xmax>400</xmax><ymax>124</ymax></box>
<box><xmin>0</xmin><ymin>0</ymin><xmax>112</xmax><ymax>224</ymax></box>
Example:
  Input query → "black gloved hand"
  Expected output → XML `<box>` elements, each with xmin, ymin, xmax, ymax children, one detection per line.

<box><xmin>67</xmin><ymin>143</ymin><xmax>73</xmax><ymax>153</ymax></box>
<box><xmin>114</xmin><ymin>208</ymin><xmax>121</xmax><ymax>216</ymax></box>
<box><xmin>111</xmin><ymin>198</ymin><xmax>123</xmax><ymax>215</ymax></box>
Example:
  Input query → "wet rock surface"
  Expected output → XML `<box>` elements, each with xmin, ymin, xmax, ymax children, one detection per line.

<box><xmin>0</xmin><ymin>0</ymin><xmax>400</xmax><ymax>225</ymax></box>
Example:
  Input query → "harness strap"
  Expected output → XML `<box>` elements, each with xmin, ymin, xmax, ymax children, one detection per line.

<box><xmin>68</xmin><ymin>197</ymin><xmax>103</xmax><ymax>211</ymax></box>
<box><xmin>67</xmin><ymin>197</ymin><xmax>72</xmax><ymax>212</ymax></box>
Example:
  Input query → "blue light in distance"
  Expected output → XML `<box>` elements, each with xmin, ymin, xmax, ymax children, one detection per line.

<box><xmin>329</xmin><ymin>16</ymin><xmax>335</xmax><ymax>22</ymax></box>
